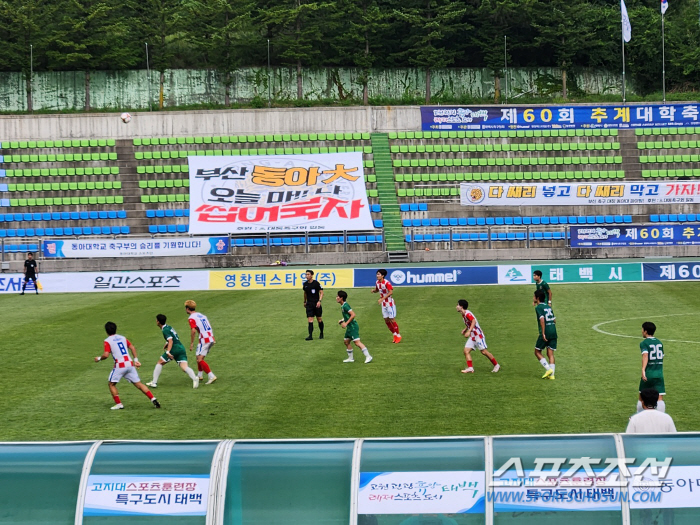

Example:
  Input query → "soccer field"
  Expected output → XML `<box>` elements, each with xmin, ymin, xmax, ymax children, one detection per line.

<box><xmin>1</xmin><ymin>281</ymin><xmax>698</xmax><ymax>442</ymax></box>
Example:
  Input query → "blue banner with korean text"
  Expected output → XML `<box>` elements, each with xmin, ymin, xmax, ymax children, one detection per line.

<box><xmin>421</xmin><ymin>104</ymin><xmax>700</xmax><ymax>131</ymax></box>
<box><xmin>643</xmin><ymin>262</ymin><xmax>700</xmax><ymax>281</ymax></box>
<box><xmin>354</xmin><ymin>266</ymin><xmax>497</xmax><ymax>287</ymax></box>
<box><xmin>42</xmin><ymin>237</ymin><xmax>229</xmax><ymax>258</ymax></box>
<box><xmin>571</xmin><ymin>225</ymin><xmax>700</xmax><ymax>247</ymax></box>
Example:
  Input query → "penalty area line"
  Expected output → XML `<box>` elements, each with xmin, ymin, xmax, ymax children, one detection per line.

<box><xmin>592</xmin><ymin>313</ymin><xmax>700</xmax><ymax>344</ymax></box>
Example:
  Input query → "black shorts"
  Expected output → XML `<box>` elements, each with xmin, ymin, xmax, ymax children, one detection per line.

<box><xmin>25</xmin><ymin>275</ymin><xmax>36</xmax><ymax>281</ymax></box>
<box><xmin>305</xmin><ymin>305</ymin><xmax>323</xmax><ymax>318</ymax></box>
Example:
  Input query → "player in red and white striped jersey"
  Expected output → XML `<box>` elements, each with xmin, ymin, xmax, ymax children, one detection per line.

<box><xmin>372</xmin><ymin>269</ymin><xmax>402</xmax><ymax>343</ymax></box>
<box><xmin>94</xmin><ymin>322</ymin><xmax>160</xmax><ymax>410</ymax></box>
<box><xmin>456</xmin><ymin>300</ymin><xmax>500</xmax><ymax>374</ymax></box>
<box><xmin>186</xmin><ymin>300</ymin><xmax>217</xmax><ymax>385</ymax></box>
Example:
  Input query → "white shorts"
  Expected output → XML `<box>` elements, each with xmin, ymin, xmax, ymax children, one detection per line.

<box><xmin>196</xmin><ymin>342</ymin><xmax>214</xmax><ymax>356</ymax></box>
<box><xmin>465</xmin><ymin>337</ymin><xmax>487</xmax><ymax>351</ymax></box>
<box><xmin>109</xmin><ymin>366</ymin><xmax>141</xmax><ymax>384</ymax></box>
<box><xmin>381</xmin><ymin>305</ymin><xmax>397</xmax><ymax>319</ymax></box>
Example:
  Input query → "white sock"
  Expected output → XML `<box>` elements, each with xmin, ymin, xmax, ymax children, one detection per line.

<box><xmin>636</xmin><ymin>400</ymin><xmax>643</xmax><ymax>413</ymax></box>
<box><xmin>153</xmin><ymin>364</ymin><xmax>163</xmax><ymax>383</ymax></box>
<box><xmin>539</xmin><ymin>358</ymin><xmax>550</xmax><ymax>370</ymax></box>
<box><xmin>208</xmin><ymin>372</ymin><xmax>215</xmax><ymax>379</ymax></box>
<box><xmin>657</xmin><ymin>400</ymin><xmax>666</xmax><ymax>413</ymax></box>
<box><xmin>185</xmin><ymin>367</ymin><xmax>197</xmax><ymax>380</ymax></box>
<box><xmin>550</xmin><ymin>364</ymin><xmax>556</xmax><ymax>374</ymax></box>
<box><xmin>346</xmin><ymin>349</ymin><xmax>353</xmax><ymax>359</ymax></box>
<box><xmin>198</xmin><ymin>371</ymin><xmax>204</xmax><ymax>378</ymax></box>
<box><xmin>361</xmin><ymin>348</ymin><xmax>370</xmax><ymax>357</ymax></box>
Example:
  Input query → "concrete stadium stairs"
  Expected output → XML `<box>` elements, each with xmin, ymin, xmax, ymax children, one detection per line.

<box><xmin>370</xmin><ymin>133</ymin><xmax>406</xmax><ymax>252</ymax></box>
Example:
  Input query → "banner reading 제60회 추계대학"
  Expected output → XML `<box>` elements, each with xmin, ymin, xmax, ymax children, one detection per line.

<box><xmin>188</xmin><ymin>153</ymin><xmax>374</xmax><ymax>234</ymax></box>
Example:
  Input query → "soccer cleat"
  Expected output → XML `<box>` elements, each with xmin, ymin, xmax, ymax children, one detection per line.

<box><xmin>365</xmin><ymin>355</ymin><xmax>373</xmax><ymax>364</ymax></box>
<box><xmin>394</xmin><ymin>334</ymin><xmax>402</xmax><ymax>343</ymax></box>
<box><xmin>305</xmin><ymin>336</ymin><xmax>313</xmax><ymax>341</ymax></box>
<box><xmin>146</xmin><ymin>381</ymin><xmax>157</xmax><ymax>388</ymax></box>
<box><xmin>205</xmin><ymin>376</ymin><xmax>217</xmax><ymax>385</ymax></box>
<box><xmin>548</xmin><ymin>375</ymin><xmax>556</xmax><ymax>380</ymax></box>
<box><xmin>110</xmin><ymin>403</ymin><xmax>124</xmax><ymax>410</ymax></box>
<box><xmin>19</xmin><ymin>292</ymin><xmax>24</xmax><ymax>296</ymax></box>
<box><xmin>542</xmin><ymin>369</ymin><xmax>554</xmax><ymax>379</ymax></box>
<box><xmin>492</xmin><ymin>363</ymin><xmax>501</xmax><ymax>373</ymax></box>
<box><xmin>193</xmin><ymin>377</ymin><xmax>200</xmax><ymax>389</ymax></box>
<box><xmin>343</xmin><ymin>357</ymin><xmax>355</xmax><ymax>363</ymax></box>
<box><xmin>461</xmin><ymin>367</ymin><xmax>475</xmax><ymax>373</ymax></box>
<box><xmin>319</xmin><ymin>333</ymin><xmax>324</xmax><ymax>339</ymax></box>
<box><xmin>152</xmin><ymin>398</ymin><xmax>161</xmax><ymax>408</ymax></box>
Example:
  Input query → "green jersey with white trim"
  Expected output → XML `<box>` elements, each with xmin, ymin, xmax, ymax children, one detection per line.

<box><xmin>535</xmin><ymin>303</ymin><xmax>557</xmax><ymax>339</ymax></box>
<box><xmin>640</xmin><ymin>337</ymin><xmax>664</xmax><ymax>379</ymax></box>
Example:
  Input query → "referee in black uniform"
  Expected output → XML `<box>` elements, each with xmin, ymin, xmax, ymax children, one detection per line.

<box><xmin>302</xmin><ymin>270</ymin><xmax>324</xmax><ymax>340</ymax></box>
<box><xmin>21</xmin><ymin>252</ymin><xmax>39</xmax><ymax>295</ymax></box>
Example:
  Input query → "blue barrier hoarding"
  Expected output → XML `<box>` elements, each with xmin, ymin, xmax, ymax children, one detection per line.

<box><xmin>643</xmin><ymin>262</ymin><xmax>700</xmax><ymax>281</ymax></box>
<box><xmin>354</xmin><ymin>266</ymin><xmax>497</xmax><ymax>287</ymax></box>
<box><xmin>421</xmin><ymin>104</ymin><xmax>700</xmax><ymax>131</ymax></box>
<box><xmin>571</xmin><ymin>225</ymin><xmax>700</xmax><ymax>247</ymax></box>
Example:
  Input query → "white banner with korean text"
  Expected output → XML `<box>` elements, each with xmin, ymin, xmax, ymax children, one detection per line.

<box><xmin>188</xmin><ymin>153</ymin><xmax>374</xmax><ymax>233</ymax></box>
<box><xmin>460</xmin><ymin>181</ymin><xmax>700</xmax><ymax>207</ymax></box>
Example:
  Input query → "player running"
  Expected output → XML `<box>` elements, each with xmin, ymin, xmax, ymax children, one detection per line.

<box><xmin>186</xmin><ymin>300</ymin><xmax>217</xmax><ymax>385</ymax></box>
<box><xmin>147</xmin><ymin>314</ymin><xmax>200</xmax><ymax>389</ymax></box>
<box><xmin>372</xmin><ymin>269</ymin><xmax>401</xmax><ymax>343</ymax></box>
<box><xmin>638</xmin><ymin>322</ymin><xmax>666</xmax><ymax>413</ymax></box>
<box><xmin>534</xmin><ymin>289</ymin><xmax>557</xmax><ymax>379</ymax></box>
<box><xmin>456</xmin><ymin>300</ymin><xmax>500</xmax><ymax>374</ymax></box>
<box><xmin>533</xmin><ymin>270</ymin><xmax>552</xmax><ymax>305</ymax></box>
<box><xmin>94</xmin><ymin>322</ymin><xmax>160</xmax><ymax>410</ymax></box>
<box><xmin>337</xmin><ymin>290</ymin><xmax>372</xmax><ymax>364</ymax></box>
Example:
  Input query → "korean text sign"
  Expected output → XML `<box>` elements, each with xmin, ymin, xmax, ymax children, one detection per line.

<box><xmin>188</xmin><ymin>153</ymin><xmax>374</xmax><ymax>233</ymax></box>
<box><xmin>209</xmin><ymin>269</ymin><xmax>354</xmax><ymax>290</ymax></box>
<box><xmin>461</xmin><ymin>182</ymin><xmax>700</xmax><ymax>207</ymax></box>
<box><xmin>571</xmin><ymin>225</ymin><xmax>700</xmax><ymax>247</ymax></box>
<box><xmin>421</xmin><ymin>104</ymin><xmax>700</xmax><ymax>131</ymax></box>
<box><xmin>42</xmin><ymin>237</ymin><xmax>229</xmax><ymax>258</ymax></box>
<box><xmin>83</xmin><ymin>475</ymin><xmax>209</xmax><ymax>516</ymax></box>
<box><xmin>358</xmin><ymin>471</ymin><xmax>485</xmax><ymax>515</ymax></box>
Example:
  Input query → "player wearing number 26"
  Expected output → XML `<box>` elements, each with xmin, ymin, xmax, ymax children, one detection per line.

<box><xmin>534</xmin><ymin>289</ymin><xmax>557</xmax><ymax>380</ymax></box>
<box><xmin>638</xmin><ymin>322</ymin><xmax>666</xmax><ymax>413</ymax></box>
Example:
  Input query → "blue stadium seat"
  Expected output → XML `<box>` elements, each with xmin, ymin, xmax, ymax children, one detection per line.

<box><xmin>175</xmin><ymin>209</ymin><xmax>184</xmax><ymax>217</ymax></box>
<box><xmin>118</xmin><ymin>210</ymin><xmax>127</xmax><ymax>219</ymax></box>
<box><xmin>400</xmin><ymin>204</ymin><xmax>410</xmax><ymax>212</ymax></box>
<box><xmin>79</xmin><ymin>212</ymin><xmax>89</xmax><ymax>220</ymax></box>
<box><xmin>550</xmin><ymin>217</ymin><xmax>559</xmax><ymax>225</ymax></box>
<box><xmin>60</xmin><ymin>212</ymin><xmax>70</xmax><ymax>220</ymax></box>
<box><xmin>73</xmin><ymin>227</ymin><xmax>82</xmax><ymax>235</ymax></box>
<box><xmin>309</xmin><ymin>237</ymin><xmax>320</xmax><ymax>245</ymax></box>
<box><xmin>430</xmin><ymin>218</ymin><xmax>440</xmax><ymax>227</ymax></box>
<box><xmin>506</xmin><ymin>232</ymin><xmax>516</xmax><ymax>240</ymax></box>
<box><xmin>0</xmin><ymin>230</ymin><xmax>6</xmax><ymax>238</ymax></box>
<box><xmin>254</xmin><ymin>238</ymin><xmax>266</xmax><ymax>246</ymax></box>
<box><xmin>439</xmin><ymin>218</ymin><xmax>449</xmax><ymax>226</ymax></box>
<box><xmin>69</xmin><ymin>212</ymin><xmax>78</xmax><ymax>220</ymax></box>
<box><xmin>292</xmin><ymin>237</ymin><xmax>303</xmax><ymax>246</ymax></box>
<box><xmin>467</xmin><ymin>218</ymin><xmax>477</xmax><ymax>226</ymax></box>
<box><xmin>184</xmin><ymin>210</ymin><xmax>190</xmax><ymax>217</ymax></box>
<box><xmin>523</xmin><ymin>217</ymin><xmax>532</xmax><ymax>225</ymax></box>
<box><xmin>541</xmin><ymin>217</ymin><xmax>550</xmax><ymax>225</ymax></box>
<box><xmin>367</xmin><ymin>235</ymin><xmax>376</xmax><ymax>243</ymax></box>
<box><xmin>100</xmin><ymin>226</ymin><xmax>110</xmax><ymax>235</ymax></box>
<box><xmin>348</xmin><ymin>236</ymin><xmax>357</xmax><ymax>244</ymax></box>
<box><xmin>358</xmin><ymin>235</ymin><xmax>368</xmax><ymax>244</ymax></box>
<box><xmin>584</xmin><ymin>216</ymin><xmax>594</xmax><ymax>224</ymax></box>
<box><xmin>516</xmin><ymin>232</ymin><xmax>526</xmax><ymax>240</ymax></box>
<box><xmin>458</xmin><ymin>218</ymin><xmax>467</xmax><ymax>226</ymax></box>
<box><xmin>486</xmin><ymin>217</ymin><xmax>495</xmax><ymax>225</ymax></box>
<box><xmin>421</xmin><ymin>219</ymin><xmax>430</xmax><ymax>227</ymax></box>
<box><xmin>234</xmin><ymin>239</ymin><xmax>245</xmax><ymax>247</ymax></box>
<box><xmin>35</xmin><ymin>228</ymin><xmax>44</xmax><ymax>236</ymax></box>
<box><xmin>476</xmin><ymin>218</ymin><xmax>486</xmax><ymax>226</ymax></box>
<box><xmin>410</xmin><ymin>219</ymin><xmax>420</xmax><ymax>227</ymax></box>
<box><xmin>669</xmin><ymin>214</ymin><xmax>678</xmax><ymax>222</ymax></box>
<box><xmin>678</xmin><ymin>214</ymin><xmax>687</xmax><ymax>222</ymax></box>
<box><xmin>157</xmin><ymin>225</ymin><xmax>167</xmax><ymax>233</ymax></box>
<box><xmin>409</xmin><ymin>204</ymin><xmax>419</xmax><ymax>212</ymax></box>
<box><xmin>89</xmin><ymin>211</ymin><xmax>98</xmax><ymax>219</ymax></box>
<box><xmin>329</xmin><ymin>236</ymin><xmax>340</xmax><ymax>244</ymax></box>
<box><xmin>604</xmin><ymin>215</ymin><xmax>614</xmax><ymax>224</ymax></box>
<box><xmin>478</xmin><ymin>233</ymin><xmax>488</xmax><ymax>241</ymax></box>
<box><xmin>688</xmin><ymin>214</ymin><xmax>697</xmax><ymax>221</ymax></box>
<box><xmin>62</xmin><ymin>228</ymin><xmax>71</xmax><ymax>236</ymax></box>
<box><xmin>156</xmin><ymin>210</ymin><xmax>165</xmax><ymax>218</ymax></box>
<box><xmin>513</xmin><ymin>217</ymin><xmax>523</xmax><ymax>225</ymax></box>
<box><xmin>624</xmin><ymin>215</ymin><xmax>632</xmax><ymax>223</ymax></box>
<box><xmin>31</xmin><ymin>213</ymin><xmax>41</xmax><ymax>221</ymax></box>
<box><xmin>271</xmin><ymin>238</ymin><xmax>283</xmax><ymax>246</ymax></box>
<box><xmin>45</xmin><ymin>228</ymin><xmax>54</xmax><ymax>235</ymax></box>
<box><xmin>50</xmin><ymin>212</ymin><xmax>60</xmax><ymax>220</ymax></box>
<box><xmin>40</xmin><ymin>213</ymin><xmax>50</xmax><ymax>221</ymax></box>
<box><xmin>54</xmin><ymin>228</ymin><xmax>63</xmax><ymax>236</ymax></box>
<box><xmin>6</xmin><ymin>229</ymin><xmax>16</xmax><ymax>237</ymax></box>
<box><xmin>374</xmin><ymin>220</ymin><xmax>384</xmax><ymax>228</ymax></box>
<box><xmin>405</xmin><ymin>235</ymin><xmax>412</xmax><ymax>242</ymax></box>
<box><xmin>320</xmin><ymin>237</ymin><xmax>330</xmax><ymax>245</ymax></box>
<box><xmin>16</xmin><ymin>228</ymin><xmax>25</xmax><ymax>236</ymax></box>
<box><xmin>165</xmin><ymin>210</ymin><xmax>174</xmax><ymax>217</ymax></box>
<box><xmin>448</xmin><ymin>218</ymin><xmax>458</xmax><ymax>226</ymax></box>
<box><xmin>659</xmin><ymin>214</ymin><xmax>669</xmax><ymax>222</ymax></box>
<box><xmin>167</xmin><ymin>225</ymin><xmax>177</xmax><ymax>233</ymax></box>
<box><xmin>244</xmin><ymin>239</ymin><xmax>254</xmax><ymax>247</ymax></box>
<box><xmin>402</xmin><ymin>220</ymin><xmax>411</xmax><ymax>227</ymax></box>
<box><xmin>414</xmin><ymin>235</ymin><xmax>424</xmax><ymax>242</ymax></box>
<box><xmin>595</xmin><ymin>216</ymin><xmax>604</xmax><ymax>224</ymax></box>
<box><xmin>650</xmin><ymin>215</ymin><xmax>659</xmax><ymax>222</ymax></box>
<box><xmin>371</xmin><ymin>204</ymin><xmax>381</xmax><ymax>213</ymax></box>
<box><xmin>146</xmin><ymin>210</ymin><xmax>156</xmax><ymax>218</ymax></box>
<box><xmin>108</xmin><ymin>211</ymin><xmax>117</xmax><ymax>219</ymax></box>
<box><xmin>176</xmin><ymin>225</ymin><xmax>187</xmax><ymax>233</ymax></box>
<box><xmin>504</xmin><ymin>217</ymin><xmax>513</xmax><ymax>225</ymax></box>
<box><xmin>98</xmin><ymin>211</ymin><xmax>108</xmax><ymax>219</ymax></box>
<box><xmin>532</xmin><ymin>217</ymin><xmax>542</xmax><ymax>225</ymax></box>
<box><xmin>23</xmin><ymin>213</ymin><xmax>32</xmax><ymax>221</ymax></box>
<box><xmin>418</xmin><ymin>203</ymin><xmax>428</xmax><ymax>211</ymax></box>
<box><xmin>495</xmin><ymin>217</ymin><xmax>504</xmax><ymax>225</ymax></box>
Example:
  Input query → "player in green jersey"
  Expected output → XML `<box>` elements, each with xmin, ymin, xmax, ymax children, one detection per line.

<box><xmin>533</xmin><ymin>270</ymin><xmax>552</xmax><ymax>306</ymax></box>
<box><xmin>534</xmin><ymin>289</ymin><xmax>557</xmax><ymax>380</ymax></box>
<box><xmin>638</xmin><ymin>321</ymin><xmax>666</xmax><ymax>413</ymax></box>
<box><xmin>336</xmin><ymin>290</ymin><xmax>372</xmax><ymax>364</ymax></box>
<box><xmin>146</xmin><ymin>314</ymin><xmax>200</xmax><ymax>389</ymax></box>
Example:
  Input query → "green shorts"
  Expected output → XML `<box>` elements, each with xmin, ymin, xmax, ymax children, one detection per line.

<box><xmin>161</xmin><ymin>345</ymin><xmax>188</xmax><ymax>363</ymax></box>
<box><xmin>640</xmin><ymin>376</ymin><xmax>665</xmax><ymax>396</ymax></box>
<box><xmin>535</xmin><ymin>336</ymin><xmax>557</xmax><ymax>351</ymax></box>
<box><xmin>344</xmin><ymin>323</ymin><xmax>360</xmax><ymax>341</ymax></box>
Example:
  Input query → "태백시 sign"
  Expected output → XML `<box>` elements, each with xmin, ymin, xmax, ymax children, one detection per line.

<box><xmin>188</xmin><ymin>153</ymin><xmax>374</xmax><ymax>233</ymax></box>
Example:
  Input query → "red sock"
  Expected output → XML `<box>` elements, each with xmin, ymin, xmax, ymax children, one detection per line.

<box><xmin>197</xmin><ymin>362</ymin><xmax>203</xmax><ymax>372</ymax></box>
<box><xmin>200</xmin><ymin>360</ymin><xmax>211</xmax><ymax>374</ymax></box>
<box><xmin>490</xmin><ymin>357</ymin><xmax>498</xmax><ymax>366</ymax></box>
<box><xmin>392</xmin><ymin>321</ymin><xmax>400</xmax><ymax>334</ymax></box>
<box><xmin>467</xmin><ymin>360</ymin><xmax>473</xmax><ymax>368</ymax></box>
<box><xmin>384</xmin><ymin>318</ymin><xmax>394</xmax><ymax>333</ymax></box>
<box><xmin>112</xmin><ymin>395</ymin><xmax>121</xmax><ymax>404</ymax></box>
<box><xmin>145</xmin><ymin>391</ymin><xmax>154</xmax><ymax>400</ymax></box>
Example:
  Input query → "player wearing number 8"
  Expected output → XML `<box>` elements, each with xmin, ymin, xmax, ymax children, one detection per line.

<box><xmin>186</xmin><ymin>300</ymin><xmax>217</xmax><ymax>385</ymax></box>
<box><xmin>638</xmin><ymin>322</ymin><xmax>666</xmax><ymax>413</ymax></box>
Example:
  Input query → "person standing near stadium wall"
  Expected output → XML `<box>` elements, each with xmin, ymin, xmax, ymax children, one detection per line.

<box><xmin>94</xmin><ymin>321</ymin><xmax>160</xmax><ymax>410</ymax></box>
<box><xmin>186</xmin><ymin>300</ymin><xmax>217</xmax><ymax>385</ymax></box>
<box><xmin>534</xmin><ymin>289</ymin><xmax>557</xmax><ymax>380</ymax></box>
<box><xmin>20</xmin><ymin>252</ymin><xmax>38</xmax><ymax>295</ymax></box>
<box><xmin>147</xmin><ymin>314</ymin><xmax>200</xmax><ymax>389</ymax></box>
<box><xmin>303</xmin><ymin>270</ymin><xmax>324</xmax><ymax>340</ymax></box>
<box><xmin>456</xmin><ymin>299</ymin><xmax>500</xmax><ymax>374</ymax></box>
<box><xmin>533</xmin><ymin>270</ymin><xmax>551</xmax><ymax>305</ymax></box>
<box><xmin>638</xmin><ymin>322</ymin><xmax>666</xmax><ymax>413</ymax></box>
<box><xmin>627</xmin><ymin>388</ymin><xmax>675</xmax><ymax>433</ymax></box>
<box><xmin>372</xmin><ymin>269</ymin><xmax>402</xmax><ymax>343</ymax></box>
<box><xmin>337</xmin><ymin>290</ymin><xmax>372</xmax><ymax>364</ymax></box>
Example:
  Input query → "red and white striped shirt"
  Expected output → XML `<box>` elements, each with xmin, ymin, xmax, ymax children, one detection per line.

<box><xmin>104</xmin><ymin>334</ymin><xmax>134</xmax><ymax>369</ymax></box>
<box><xmin>462</xmin><ymin>310</ymin><xmax>485</xmax><ymax>342</ymax></box>
<box><xmin>189</xmin><ymin>312</ymin><xmax>215</xmax><ymax>344</ymax></box>
<box><xmin>375</xmin><ymin>279</ymin><xmax>395</xmax><ymax>308</ymax></box>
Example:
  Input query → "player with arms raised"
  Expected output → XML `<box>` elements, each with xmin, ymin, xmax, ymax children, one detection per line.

<box><xmin>456</xmin><ymin>299</ymin><xmax>500</xmax><ymax>374</ymax></box>
<box><xmin>186</xmin><ymin>300</ymin><xmax>217</xmax><ymax>385</ymax></box>
<box><xmin>534</xmin><ymin>289</ymin><xmax>557</xmax><ymax>379</ymax></box>
<box><xmin>638</xmin><ymin>321</ymin><xmax>666</xmax><ymax>413</ymax></box>
<box><xmin>94</xmin><ymin>321</ymin><xmax>160</xmax><ymax>410</ymax></box>
<box><xmin>372</xmin><ymin>269</ymin><xmax>401</xmax><ymax>343</ymax></box>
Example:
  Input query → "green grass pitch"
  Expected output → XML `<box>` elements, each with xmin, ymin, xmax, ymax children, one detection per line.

<box><xmin>1</xmin><ymin>282</ymin><xmax>698</xmax><ymax>441</ymax></box>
